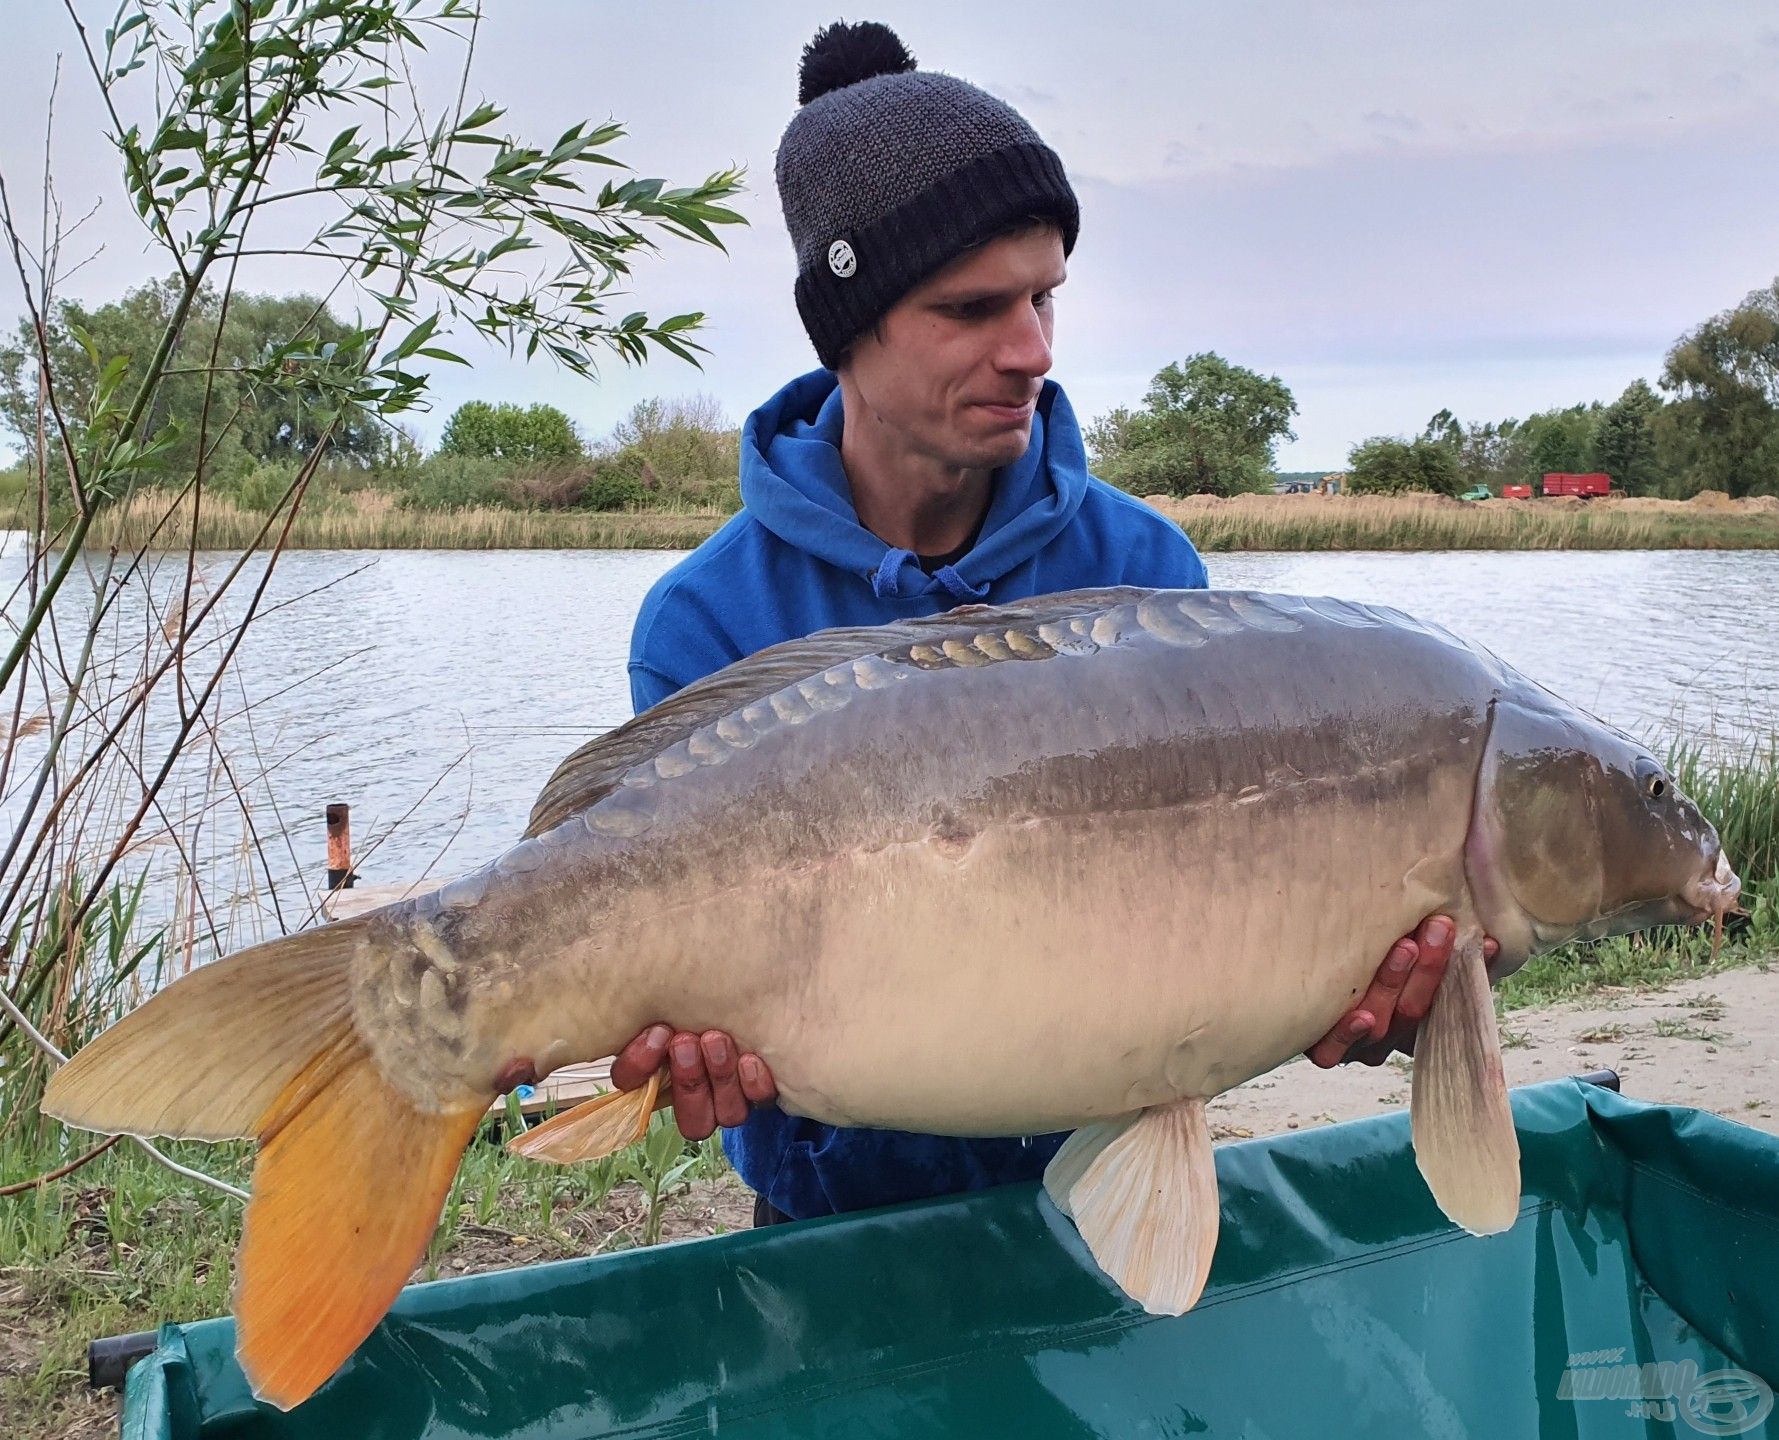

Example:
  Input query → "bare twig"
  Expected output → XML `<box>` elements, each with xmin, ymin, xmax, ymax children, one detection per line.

<box><xmin>0</xmin><ymin>1133</ymin><xmax>121</xmax><ymax>1196</ymax></box>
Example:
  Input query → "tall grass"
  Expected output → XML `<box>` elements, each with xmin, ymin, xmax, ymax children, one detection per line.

<box><xmin>85</xmin><ymin>490</ymin><xmax>729</xmax><ymax>551</ymax></box>
<box><xmin>1671</xmin><ymin>735</ymin><xmax>1779</xmax><ymax>888</ymax></box>
<box><xmin>74</xmin><ymin>489</ymin><xmax>1779</xmax><ymax>554</ymax></box>
<box><xmin>1159</xmin><ymin>493</ymin><xmax>1779</xmax><ymax>553</ymax></box>
<box><xmin>0</xmin><ymin>873</ymin><xmax>167</xmax><ymax>1135</ymax></box>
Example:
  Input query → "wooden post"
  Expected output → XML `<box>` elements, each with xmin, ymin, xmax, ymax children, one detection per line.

<box><xmin>326</xmin><ymin>803</ymin><xmax>355</xmax><ymax>890</ymax></box>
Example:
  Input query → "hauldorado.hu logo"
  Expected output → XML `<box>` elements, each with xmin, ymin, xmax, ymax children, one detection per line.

<box><xmin>1559</xmin><ymin>1348</ymin><xmax>1773</xmax><ymax>1435</ymax></box>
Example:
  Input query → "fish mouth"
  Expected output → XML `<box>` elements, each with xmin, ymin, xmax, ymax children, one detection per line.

<box><xmin>1682</xmin><ymin>851</ymin><xmax>1741</xmax><ymax>924</ymax></box>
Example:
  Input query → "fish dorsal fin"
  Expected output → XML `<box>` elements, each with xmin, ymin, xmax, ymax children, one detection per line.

<box><xmin>523</xmin><ymin>587</ymin><xmax>1145</xmax><ymax>839</ymax></box>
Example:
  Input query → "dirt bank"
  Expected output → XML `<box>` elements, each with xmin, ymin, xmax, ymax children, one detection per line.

<box><xmin>1210</xmin><ymin>961</ymin><xmax>1779</xmax><ymax>1140</ymax></box>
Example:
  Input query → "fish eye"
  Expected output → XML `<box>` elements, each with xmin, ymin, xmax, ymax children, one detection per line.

<box><xmin>1633</xmin><ymin>756</ymin><xmax>1668</xmax><ymax>800</ymax></box>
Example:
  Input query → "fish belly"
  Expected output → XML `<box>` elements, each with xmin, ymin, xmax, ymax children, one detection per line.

<box><xmin>622</xmin><ymin>749</ymin><xmax>1474</xmax><ymax>1136</ymax></box>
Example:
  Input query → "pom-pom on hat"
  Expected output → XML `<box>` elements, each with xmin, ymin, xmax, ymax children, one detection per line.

<box><xmin>775</xmin><ymin>20</ymin><xmax>1080</xmax><ymax>370</ymax></box>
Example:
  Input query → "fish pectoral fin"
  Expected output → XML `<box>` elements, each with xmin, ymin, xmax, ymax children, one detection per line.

<box><xmin>1048</xmin><ymin>1097</ymin><xmax>1219</xmax><ymax>1316</ymax></box>
<box><xmin>506</xmin><ymin>1067</ymin><xmax>671</xmax><ymax>1165</ymax></box>
<box><xmin>1410</xmin><ymin>928</ymin><xmax>1521</xmax><ymax>1235</ymax></box>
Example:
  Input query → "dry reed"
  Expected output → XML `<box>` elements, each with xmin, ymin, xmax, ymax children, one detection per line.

<box><xmin>80</xmin><ymin>489</ymin><xmax>1779</xmax><ymax>554</ymax></box>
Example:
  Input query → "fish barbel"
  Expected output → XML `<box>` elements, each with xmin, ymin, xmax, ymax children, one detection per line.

<box><xmin>43</xmin><ymin>587</ymin><xmax>1740</xmax><ymax>1407</ymax></box>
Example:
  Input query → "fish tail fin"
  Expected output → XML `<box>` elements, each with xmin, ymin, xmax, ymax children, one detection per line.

<box><xmin>238</xmin><ymin>1032</ymin><xmax>483</xmax><ymax>1409</ymax></box>
<box><xmin>43</xmin><ymin>920</ymin><xmax>486</xmax><ymax>1411</ymax></box>
<box><xmin>1410</xmin><ymin>929</ymin><xmax>1521</xmax><ymax>1235</ymax></box>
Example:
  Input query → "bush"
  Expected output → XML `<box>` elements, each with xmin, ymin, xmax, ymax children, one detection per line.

<box><xmin>591</xmin><ymin>394</ymin><xmax>739</xmax><ymax>508</ymax></box>
<box><xmin>582</xmin><ymin>468</ymin><xmax>647</xmax><ymax>511</ymax></box>
<box><xmin>0</xmin><ymin>464</ymin><xmax>30</xmax><ymax>509</ymax></box>
<box><xmin>394</xmin><ymin>454</ymin><xmax>516</xmax><ymax>510</ymax></box>
<box><xmin>438</xmin><ymin>400</ymin><xmax>583</xmax><ymax>464</ymax></box>
<box><xmin>1347</xmin><ymin>436</ymin><xmax>1463</xmax><ymax>496</ymax></box>
<box><xmin>215</xmin><ymin>460</ymin><xmax>304</xmax><ymax>512</ymax></box>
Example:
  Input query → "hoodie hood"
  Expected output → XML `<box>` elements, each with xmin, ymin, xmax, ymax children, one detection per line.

<box><xmin>739</xmin><ymin>368</ymin><xmax>1092</xmax><ymax>602</ymax></box>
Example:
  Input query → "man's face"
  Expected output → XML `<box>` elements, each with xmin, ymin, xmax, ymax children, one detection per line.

<box><xmin>840</xmin><ymin>224</ymin><xmax>1066</xmax><ymax>472</ymax></box>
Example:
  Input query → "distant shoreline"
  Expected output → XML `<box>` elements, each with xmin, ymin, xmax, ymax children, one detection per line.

<box><xmin>71</xmin><ymin>488</ymin><xmax>1779</xmax><ymax>553</ymax></box>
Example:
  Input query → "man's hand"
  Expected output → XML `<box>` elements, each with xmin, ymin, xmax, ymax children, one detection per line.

<box><xmin>611</xmin><ymin>1024</ymin><xmax>778</xmax><ymax>1141</ymax></box>
<box><xmin>1305</xmin><ymin>916</ymin><xmax>1501</xmax><ymax>1068</ymax></box>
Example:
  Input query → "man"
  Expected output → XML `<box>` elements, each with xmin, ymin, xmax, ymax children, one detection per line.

<box><xmin>615</xmin><ymin>21</ymin><xmax>1488</xmax><ymax>1227</ymax></box>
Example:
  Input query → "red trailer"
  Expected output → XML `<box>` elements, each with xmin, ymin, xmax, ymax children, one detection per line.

<box><xmin>1502</xmin><ymin>483</ymin><xmax>1533</xmax><ymax>499</ymax></box>
<box><xmin>1541</xmin><ymin>471</ymin><xmax>1611</xmax><ymax>498</ymax></box>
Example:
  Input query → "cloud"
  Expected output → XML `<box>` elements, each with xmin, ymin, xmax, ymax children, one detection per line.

<box><xmin>1363</xmin><ymin>110</ymin><xmax>1422</xmax><ymax>135</ymax></box>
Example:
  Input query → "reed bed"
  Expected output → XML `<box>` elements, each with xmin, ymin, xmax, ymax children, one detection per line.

<box><xmin>73</xmin><ymin>488</ymin><xmax>1779</xmax><ymax>553</ymax></box>
<box><xmin>84</xmin><ymin>491</ymin><xmax>729</xmax><ymax>552</ymax></box>
<box><xmin>1150</xmin><ymin>492</ymin><xmax>1779</xmax><ymax>553</ymax></box>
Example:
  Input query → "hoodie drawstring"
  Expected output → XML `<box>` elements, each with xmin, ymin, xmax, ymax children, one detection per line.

<box><xmin>933</xmin><ymin>564</ymin><xmax>988</xmax><ymax>602</ymax></box>
<box><xmin>870</xmin><ymin>548</ymin><xmax>913</xmax><ymax>598</ymax></box>
<box><xmin>869</xmin><ymin>549</ymin><xmax>989</xmax><ymax>603</ymax></box>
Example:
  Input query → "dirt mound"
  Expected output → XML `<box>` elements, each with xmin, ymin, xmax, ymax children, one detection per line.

<box><xmin>1739</xmin><ymin>494</ymin><xmax>1779</xmax><ymax>513</ymax></box>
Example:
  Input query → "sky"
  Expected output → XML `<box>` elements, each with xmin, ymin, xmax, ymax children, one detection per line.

<box><xmin>3</xmin><ymin>1</ymin><xmax>1777</xmax><ymax>469</ymax></box>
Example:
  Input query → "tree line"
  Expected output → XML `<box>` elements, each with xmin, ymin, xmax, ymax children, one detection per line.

<box><xmin>0</xmin><ymin>279</ymin><xmax>738</xmax><ymax>515</ymax></box>
<box><xmin>7</xmin><ymin>275</ymin><xmax>1777</xmax><ymax>511</ymax></box>
<box><xmin>1089</xmin><ymin>277</ymin><xmax>1779</xmax><ymax>500</ymax></box>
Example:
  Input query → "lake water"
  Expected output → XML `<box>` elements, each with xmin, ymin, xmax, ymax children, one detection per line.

<box><xmin>2</xmin><ymin>541</ymin><xmax>1774</xmax><ymax>949</ymax></box>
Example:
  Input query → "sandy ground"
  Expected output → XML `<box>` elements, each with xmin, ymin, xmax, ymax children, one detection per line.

<box><xmin>1208</xmin><ymin>961</ymin><xmax>1779</xmax><ymax>1141</ymax></box>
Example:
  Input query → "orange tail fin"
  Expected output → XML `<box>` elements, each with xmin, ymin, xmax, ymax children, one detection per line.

<box><xmin>43</xmin><ymin>918</ymin><xmax>487</xmax><ymax>1410</ymax></box>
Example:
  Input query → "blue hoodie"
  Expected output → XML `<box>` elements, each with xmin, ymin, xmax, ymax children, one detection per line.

<box><xmin>628</xmin><ymin>367</ymin><xmax>1207</xmax><ymax>1219</ymax></box>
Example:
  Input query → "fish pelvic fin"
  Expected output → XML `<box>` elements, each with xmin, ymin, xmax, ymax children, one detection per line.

<box><xmin>1041</xmin><ymin>1111</ymin><xmax>1138</xmax><ymax>1219</ymax></box>
<box><xmin>506</xmin><ymin>1066</ymin><xmax>671</xmax><ymax>1164</ymax></box>
<box><xmin>1048</xmin><ymin>1097</ymin><xmax>1220</xmax><ymax>1316</ymax></box>
<box><xmin>1410</xmin><ymin>929</ymin><xmax>1522</xmax><ymax>1235</ymax></box>
<box><xmin>43</xmin><ymin>918</ymin><xmax>487</xmax><ymax>1411</ymax></box>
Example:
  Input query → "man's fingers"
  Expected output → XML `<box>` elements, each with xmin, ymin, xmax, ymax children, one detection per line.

<box><xmin>1358</xmin><ymin>938</ymin><xmax>1418</xmax><ymax>1041</ymax></box>
<box><xmin>700</xmin><ymin>1030</ymin><xmax>750</xmax><ymax>1129</ymax></box>
<box><xmin>1394</xmin><ymin>915</ymin><xmax>1454</xmax><ymax>1025</ymax></box>
<box><xmin>738</xmin><ymin>1052</ymin><xmax>778</xmax><ymax>1106</ymax></box>
<box><xmin>668</xmin><ymin>1030</ymin><xmax>716</xmax><ymax>1140</ymax></box>
<box><xmin>1306</xmin><ymin>1009</ymin><xmax>1376</xmax><ymax>1069</ymax></box>
<box><xmin>611</xmin><ymin>1023</ymin><xmax>672</xmax><ymax>1091</ymax></box>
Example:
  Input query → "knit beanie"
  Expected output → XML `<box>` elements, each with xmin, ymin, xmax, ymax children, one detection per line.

<box><xmin>775</xmin><ymin>21</ymin><xmax>1081</xmax><ymax>371</ymax></box>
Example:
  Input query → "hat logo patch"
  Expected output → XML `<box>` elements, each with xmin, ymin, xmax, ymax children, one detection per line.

<box><xmin>827</xmin><ymin>239</ymin><xmax>857</xmax><ymax>278</ymax></box>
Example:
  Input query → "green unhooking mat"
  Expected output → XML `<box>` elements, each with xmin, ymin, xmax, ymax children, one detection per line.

<box><xmin>122</xmin><ymin>1078</ymin><xmax>1779</xmax><ymax>1438</ymax></box>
